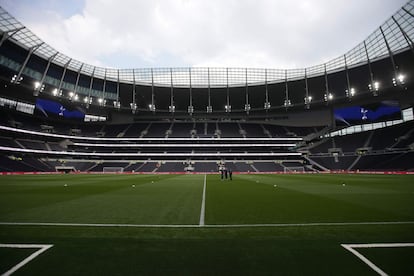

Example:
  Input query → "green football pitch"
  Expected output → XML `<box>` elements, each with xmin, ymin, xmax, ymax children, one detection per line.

<box><xmin>0</xmin><ymin>173</ymin><xmax>414</xmax><ymax>275</ymax></box>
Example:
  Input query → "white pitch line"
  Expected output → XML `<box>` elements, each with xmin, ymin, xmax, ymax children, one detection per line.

<box><xmin>0</xmin><ymin>221</ymin><xmax>413</xmax><ymax>229</ymax></box>
<box><xmin>0</xmin><ymin>222</ymin><xmax>200</xmax><ymax>228</ymax></box>
<box><xmin>0</xmin><ymin>244</ymin><xmax>53</xmax><ymax>276</ymax></box>
<box><xmin>343</xmin><ymin>243</ymin><xmax>414</xmax><ymax>248</ymax></box>
<box><xmin>341</xmin><ymin>243</ymin><xmax>414</xmax><ymax>276</ymax></box>
<box><xmin>199</xmin><ymin>174</ymin><xmax>207</xmax><ymax>226</ymax></box>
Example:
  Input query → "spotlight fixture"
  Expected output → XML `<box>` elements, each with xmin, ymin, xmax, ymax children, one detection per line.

<box><xmin>346</xmin><ymin>88</ymin><xmax>356</xmax><ymax>98</ymax></box>
<box><xmin>187</xmin><ymin>105</ymin><xmax>194</xmax><ymax>114</ymax></box>
<box><xmin>113</xmin><ymin>101</ymin><xmax>121</xmax><ymax>108</ymax></box>
<box><xmin>225</xmin><ymin>105</ymin><xmax>231</xmax><ymax>113</ymax></box>
<box><xmin>98</xmin><ymin>98</ymin><xmax>106</xmax><ymax>106</ymax></box>
<box><xmin>324</xmin><ymin>93</ymin><xmax>333</xmax><ymax>102</ymax></box>
<box><xmin>304</xmin><ymin>96</ymin><xmax>312</xmax><ymax>109</ymax></box>
<box><xmin>84</xmin><ymin>96</ymin><xmax>92</xmax><ymax>104</ymax></box>
<box><xmin>149</xmin><ymin>104</ymin><xmax>156</xmax><ymax>111</ymax></box>
<box><xmin>244</xmin><ymin>104</ymin><xmax>251</xmax><ymax>112</ymax></box>
<box><xmin>33</xmin><ymin>81</ymin><xmax>44</xmax><ymax>95</ymax></box>
<box><xmin>369</xmin><ymin>81</ymin><xmax>380</xmax><ymax>91</ymax></box>
<box><xmin>11</xmin><ymin>74</ymin><xmax>23</xmax><ymax>84</ymax></box>
<box><xmin>52</xmin><ymin>88</ymin><xmax>62</xmax><ymax>96</ymax></box>
<box><xmin>264</xmin><ymin>102</ymin><xmax>271</xmax><ymax>110</ymax></box>
<box><xmin>206</xmin><ymin>106</ymin><xmax>213</xmax><ymax>113</ymax></box>
<box><xmin>284</xmin><ymin>99</ymin><xmax>291</xmax><ymax>107</ymax></box>
<box><xmin>169</xmin><ymin>105</ymin><xmax>176</xmax><ymax>113</ymax></box>
<box><xmin>304</xmin><ymin>96</ymin><xmax>312</xmax><ymax>104</ymax></box>
<box><xmin>68</xmin><ymin>92</ymin><xmax>78</xmax><ymax>101</ymax></box>
<box><xmin>393</xmin><ymin>74</ymin><xmax>405</xmax><ymax>86</ymax></box>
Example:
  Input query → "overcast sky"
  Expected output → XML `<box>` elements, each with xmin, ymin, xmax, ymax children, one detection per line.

<box><xmin>0</xmin><ymin>0</ymin><xmax>408</xmax><ymax>69</ymax></box>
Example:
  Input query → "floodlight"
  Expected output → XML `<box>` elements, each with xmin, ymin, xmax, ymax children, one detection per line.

<box><xmin>244</xmin><ymin>104</ymin><xmax>251</xmax><ymax>112</ymax></box>
<box><xmin>225</xmin><ymin>105</ymin><xmax>231</xmax><ymax>112</ymax></box>
<box><xmin>33</xmin><ymin>81</ymin><xmax>44</xmax><ymax>94</ymax></box>
<box><xmin>324</xmin><ymin>93</ymin><xmax>333</xmax><ymax>101</ymax></box>
<box><xmin>149</xmin><ymin>104</ymin><xmax>156</xmax><ymax>111</ymax></box>
<box><xmin>169</xmin><ymin>105</ymin><xmax>176</xmax><ymax>113</ymax></box>
<box><xmin>113</xmin><ymin>101</ymin><xmax>121</xmax><ymax>108</ymax></box>
<box><xmin>264</xmin><ymin>102</ymin><xmax>271</xmax><ymax>109</ymax></box>
<box><xmin>73</xmin><ymin>94</ymin><xmax>79</xmax><ymax>101</ymax></box>
<box><xmin>206</xmin><ymin>106</ymin><xmax>213</xmax><ymax>113</ymax></box>
<box><xmin>393</xmin><ymin>74</ymin><xmax>405</xmax><ymax>86</ymax></box>
<box><xmin>284</xmin><ymin>99</ymin><xmax>291</xmax><ymax>107</ymax></box>
<box><xmin>304</xmin><ymin>96</ymin><xmax>312</xmax><ymax>104</ymax></box>
<box><xmin>11</xmin><ymin>74</ymin><xmax>22</xmax><ymax>84</ymax></box>
<box><xmin>131</xmin><ymin>103</ymin><xmax>137</xmax><ymax>114</ymax></box>
<box><xmin>369</xmin><ymin>81</ymin><xmax>380</xmax><ymax>92</ymax></box>
<box><xmin>52</xmin><ymin>88</ymin><xmax>58</xmax><ymax>96</ymax></box>
<box><xmin>187</xmin><ymin>105</ymin><xmax>194</xmax><ymax>114</ymax></box>
<box><xmin>68</xmin><ymin>91</ymin><xmax>74</xmax><ymax>98</ymax></box>
<box><xmin>98</xmin><ymin>98</ymin><xmax>106</xmax><ymax>105</ymax></box>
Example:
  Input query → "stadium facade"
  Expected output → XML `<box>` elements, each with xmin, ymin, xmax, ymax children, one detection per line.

<box><xmin>0</xmin><ymin>2</ymin><xmax>413</xmax><ymax>173</ymax></box>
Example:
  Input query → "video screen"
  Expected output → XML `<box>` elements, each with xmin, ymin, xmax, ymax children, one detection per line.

<box><xmin>334</xmin><ymin>101</ymin><xmax>401</xmax><ymax>126</ymax></box>
<box><xmin>35</xmin><ymin>98</ymin><xmax>85</xmax><ymax>120</ymax></box>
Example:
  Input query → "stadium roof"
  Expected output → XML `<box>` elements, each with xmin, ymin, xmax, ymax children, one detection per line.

<box><xmin>0</xmin><ymin>1</ymin><xmax>414</xmax><ymax>88</ymax></box>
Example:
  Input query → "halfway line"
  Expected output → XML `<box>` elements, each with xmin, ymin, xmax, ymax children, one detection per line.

<box><xmin>199</xmin><ymin>174</ymin><xmax>207</xmax><ymax>226</ymax></box>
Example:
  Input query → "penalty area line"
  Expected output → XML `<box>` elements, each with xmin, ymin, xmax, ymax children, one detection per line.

<box><xmin>341</xmin><ymin>243</ymin><xmax>414</xmax><ymax>276</ymax></box>
<box><xmin>0</xmin><ymin>221</ymin><xmax>414</xmax><ymax>229</ymax></box>
<box><xmin>0</xmin><ymin>243</ymin><xmax>53</xmax><ymax>276</ymax></box>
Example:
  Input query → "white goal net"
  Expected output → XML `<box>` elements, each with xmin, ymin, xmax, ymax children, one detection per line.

<box><xmin>283</xmin><ymin>166</ymin><xmax>305</xmax><ymax>173</ymax></box>
<box><xmin>103</xmin><ymin>167</ymin><xmax>124</xmax><ymax>173</ymax></box>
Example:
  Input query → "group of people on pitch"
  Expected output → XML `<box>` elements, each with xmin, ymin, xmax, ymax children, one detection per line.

<box><xmin>219</xmin><ymin>166</ymin><xmax>232</xmax><ymax>180</ymax></box>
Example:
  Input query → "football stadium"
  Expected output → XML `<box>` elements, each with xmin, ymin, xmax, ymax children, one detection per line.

<box><xmin>1</xmin><ymin>1</ymin><xmax>414</xmax><ymax>275</ymax></box>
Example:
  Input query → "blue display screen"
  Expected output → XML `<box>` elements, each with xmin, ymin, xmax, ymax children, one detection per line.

<box><xmin>334</xmin><ymin>101</ymin><xmax>401</xmax><ymax>126</ymax></box>
<box><xmin>35</xmin><ymin>99</ymin><xmax>85</xmax><ymax>120</ymax></box>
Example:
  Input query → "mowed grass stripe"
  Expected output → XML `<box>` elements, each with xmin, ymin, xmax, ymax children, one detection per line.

<box><xmin>205</xmin><ymin>174</ymin><xmax>414</xmax><ymax>224</ymax></box>
<box><xmin>259</xmin><ymin>174</ymin><xmax>414</xmax><ymax>221</ymax></box>
<box><xmin>268</xmin><ymin>175</ymin><xmax>414</xmax><ymax>221</ymax></box>
<box><xmin>0</xmin><ymin>174</ymin><xmax>204</xmax><ymax>225</ymax></box>
<box><xmin>1</xmin><ymin>174</ymin><xmax>414</xmax><ymax>225</ymax></box>
<box><xmin>0</xmin><ymin>175</ymin><xmax>151</xmax><ymax>214</ymax></box>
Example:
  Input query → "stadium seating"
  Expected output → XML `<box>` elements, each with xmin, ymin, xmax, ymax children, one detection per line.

<box><xmin>1</xmin><ymin>106</ymin><xmax>414</xmax><ymax>173</ymax></box>
<box><xmin>0</xmin><ymin>109</ymin><xmax>307</xmax><ymax>172</ymax></box>
<box><xmin>305</xmin><ymin>120</ymin><xmax>414</xmax><ymax>171</ymax></box>
<box><xmin>1</xmin><ymin>105</ymin><xmax>414</xmax><ymax>172</ymax></box>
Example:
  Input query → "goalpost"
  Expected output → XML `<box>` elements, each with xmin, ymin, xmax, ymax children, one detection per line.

<box><xmin>103</xmin><ymin>167</ymin><xmax>124</xmax><ymax>173</ymax></box>
<box><xmin>283</xmin><ymin>166</ymin><xmax>305</xmax><ymax>173</ymax></box>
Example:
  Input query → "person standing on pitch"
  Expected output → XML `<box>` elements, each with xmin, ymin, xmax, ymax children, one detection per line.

<box><xmin>224</xmin><ymin>168</ymin><xmax>228</xmax><ymax>180</ymax></box>
<box><xmin>228</xmin><ymin>169</ymin><xmax>232</xmax><ymax>180</ymax></box>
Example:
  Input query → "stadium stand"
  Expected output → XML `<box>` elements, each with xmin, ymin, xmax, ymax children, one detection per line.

<box><xmin>0</xmin><ymin>2</ymin><xmax>414</xmax><ymax>173</ymax></box>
